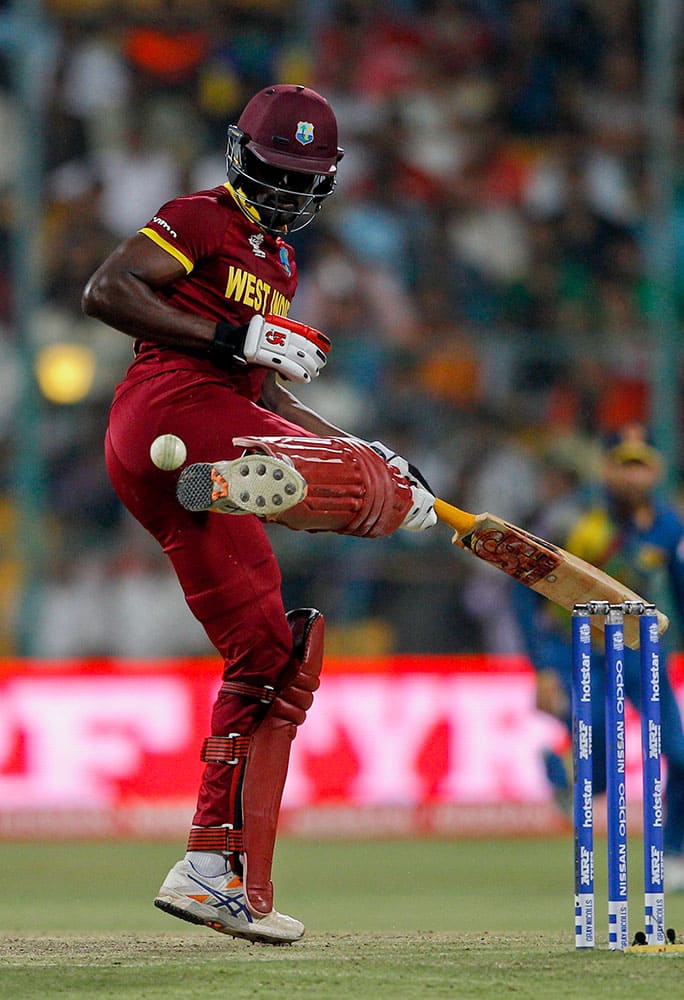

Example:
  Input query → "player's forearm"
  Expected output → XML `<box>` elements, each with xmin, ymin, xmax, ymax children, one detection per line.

<box><xmin>260</xmin><ymin>374</ymin><xmax>349</xmax><ymax>437</ymax></box>
<box><xmin>82</xmin><ymin>266</ymin><xmax>216</xmax><ymax>350</ymax></box>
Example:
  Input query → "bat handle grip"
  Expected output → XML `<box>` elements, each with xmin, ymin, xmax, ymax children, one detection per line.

<box><xmin>434</xmin><ymin>498</ymin><xmax>478</xmax><ymax>536</ymax></box>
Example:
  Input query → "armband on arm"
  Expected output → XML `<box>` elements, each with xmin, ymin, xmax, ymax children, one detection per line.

<box><xmin>210</xmin><ymin>314</ymin><xmax>331</xmax><ymax>384</ymax></box>
<box><xmin>211</xmin><ymin>319</ymin><xmax>249</xmax><ymax>362</ymax></box>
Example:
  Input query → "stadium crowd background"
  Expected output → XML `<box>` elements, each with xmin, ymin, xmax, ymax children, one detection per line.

<box><xmin>0</xmin><ymin>0</ymin><xmax>679</xmax><ymax>657</ymax></box>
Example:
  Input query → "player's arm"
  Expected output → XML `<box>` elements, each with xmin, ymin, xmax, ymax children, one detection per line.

<box><xmin>83</xmin><ymin>237</ymin><xmax>330</xmax><ymax>382</ymax></box>
<box><xmin>260</xmin><ymin>372</ymin><xmax>349</xmax><ymax>437</ymax></box>
<box><xmin>82</xmin><ymin>234</ymin><xmax>217</xmax><ymax>350</ymax></box>
<box><xmin>664</xmin><ymin>511</ymin><xmax>684</xmax><ymax>616</ymax></box>
<box><xmin>510</xmin><ymin>582</ymin><xmax>568</xmax><ymax>718</ymax></box>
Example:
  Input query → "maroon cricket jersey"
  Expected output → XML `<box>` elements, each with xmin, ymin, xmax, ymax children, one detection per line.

<box><xmin>127</xmin><ymin>183</ymin><xmax>299</xmax><ymax>401</ymax></box>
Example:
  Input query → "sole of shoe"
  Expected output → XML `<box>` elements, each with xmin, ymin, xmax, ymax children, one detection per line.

<box><xmin>153</xmin><ymin>896</ymin><xmax>304</xmax><ymax>945</ymax></box>
<box><xmin>176</xmin><ymin>454</ymin><xmax>306</xmax><ymax>517</ymax></box>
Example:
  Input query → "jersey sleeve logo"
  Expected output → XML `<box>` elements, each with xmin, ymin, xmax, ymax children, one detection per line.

<box><xmin>152</xmin><ymin>216</ymin><xmax>178</xmax><ymax>238</ymax></box>
<box><xmin>296</xmin><ymin>121</ymin><xmax>314</xmax><ymax>145</ymax></box>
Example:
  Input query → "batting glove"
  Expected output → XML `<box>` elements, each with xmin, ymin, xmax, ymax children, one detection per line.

<box><xmin>213</xmin><ymin>314</ymin><xmax>331</xmax><ymax>383</ymax></box>
<box><xmin>369</xmin><ymin>441</ymin><xmax>438</xmax><ymax>532</ymax></box>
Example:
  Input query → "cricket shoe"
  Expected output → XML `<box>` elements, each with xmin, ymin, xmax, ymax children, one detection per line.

<box><xmin>176</xmin><ymin>454</ymin><xmax>306</xmax><ymax>516</ymax></box>
<box><xmin>154</xmin><ymin>859</ymin><xmax>305</xmax><ymax>944</ymax></box>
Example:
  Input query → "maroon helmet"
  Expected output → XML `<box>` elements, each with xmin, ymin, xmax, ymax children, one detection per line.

<box><xmin>226</xmin><ymin>84</ymin><xmax>344</xmax><ymax>234</ymax></box>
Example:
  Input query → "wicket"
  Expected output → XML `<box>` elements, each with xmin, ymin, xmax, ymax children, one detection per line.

<box><xmin>571</xmin><ymin>601</ymin><xmax>669</xmax><ymax>952</ymax></box>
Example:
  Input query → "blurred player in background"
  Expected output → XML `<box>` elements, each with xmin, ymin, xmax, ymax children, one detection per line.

<box><xmin>515</xmin><ymin>425</ymin><xmax>684</xmax><ymax>890</ymax></box>
<box><xmin>82</xmin><ymin>84</ymin><xmax>436</xmax><ymax>943</ymax></box>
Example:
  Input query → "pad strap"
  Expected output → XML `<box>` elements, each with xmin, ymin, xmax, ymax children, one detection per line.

<box><xmin>187</xmin><ymin>825</ymin><xmax>243</xmax><ymax>852</ymax></box>
<box><xmin>200</xmin><ymin>734</ymin><xmax>250</xmax><ymax>764</ymax></box>
<box><xmin>220</xmin><ymin>680</ymin><xmax>276</xmax><ymax>704</ymax></box>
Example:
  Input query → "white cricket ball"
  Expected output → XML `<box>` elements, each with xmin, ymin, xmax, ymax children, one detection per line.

<box><xmin>150</xmin><ymin>434</ymin><xmax>187</xmax><ymax>471</ymax></box>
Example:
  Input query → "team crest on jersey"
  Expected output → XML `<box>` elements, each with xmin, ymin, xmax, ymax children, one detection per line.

<box><xmin>296</xmin><ymin>121</ymin><xmax>314</xmax><ymax>146</ymax></box>
<box><xmin>279</xmin><ymin>246</ymin><xmax>292</xmax><ymax>275</ymax></box>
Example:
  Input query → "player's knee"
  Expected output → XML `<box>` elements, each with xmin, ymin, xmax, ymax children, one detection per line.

<box><xmin>216</xmin><ymin>612</ymin><xmax>293</xmax><ymax>685</ymax></box>
<box><xmin>269</xmin><ymin>609</ymin><xmax>324</xmax><ymax>726</ymax></box>
<box><xmin>215</xmin><ymin>609</ymin><xmax>323</xmax><ymax>726</ymax></box>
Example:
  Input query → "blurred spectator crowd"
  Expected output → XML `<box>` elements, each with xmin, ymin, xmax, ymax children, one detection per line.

<box><xmin>0</xmin><ymin>0</ymin><xmax>681</xmax><ymax>657</ymax></box>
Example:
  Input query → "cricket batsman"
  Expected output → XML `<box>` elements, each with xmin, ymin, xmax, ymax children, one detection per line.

<box><xmin>82</xmin><ymin>84</ymin><xmax>437</xmax><ymax>943</ymax></box>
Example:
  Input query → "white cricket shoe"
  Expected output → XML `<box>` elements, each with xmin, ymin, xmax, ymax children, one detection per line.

<box><xmin>664</xmin><ymin>854</ymin><xmax>684</xmax><ymax>893</ymax></box>
<box><xmin>176</xmin><ymin>454</ymin><xmax>306</xmax><ymax>516</ymax></box>
<box><xmin>154</xmin><ymin>859</ymin><xmax>304</xmax><ymax>944</ymax></box>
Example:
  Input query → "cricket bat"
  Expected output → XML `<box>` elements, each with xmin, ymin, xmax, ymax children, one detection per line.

<box><xmin>433</xmin><ymin>498</ymin><xmax>669</xmax><ymax>650</ymax></box>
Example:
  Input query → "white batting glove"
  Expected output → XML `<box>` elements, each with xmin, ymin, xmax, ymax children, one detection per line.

<box><xmin>369</xmin><ymin>441</ymin><xmax>438</xmax><ymax>532</ymax></box>
<box><xmin>401</xmin><ymin>482</ymin><xmax>438</xmax><ymax>531</ymax></box>
<box><xmin>242</xmin><ymin>314</ymin><xmax>331</xmax><ymax>383</ymax></box>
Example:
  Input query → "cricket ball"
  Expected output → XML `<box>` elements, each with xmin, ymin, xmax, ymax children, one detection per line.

<box><xmin>150</xmin><ymin>434</ymin><xmax>187</xmax><ymax>471</ymax></box>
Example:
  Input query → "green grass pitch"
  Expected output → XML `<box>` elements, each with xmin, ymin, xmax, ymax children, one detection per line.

<box><xmin>1</xmin><ymin>837</ymin><xmax>684</xmax><ymax>999</ymax></box>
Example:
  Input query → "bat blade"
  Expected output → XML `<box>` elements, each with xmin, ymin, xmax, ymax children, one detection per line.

<box><xmin>434</xmin><ymin>499</ymin><xmax>669</xmax><ymax>649</ymax></box>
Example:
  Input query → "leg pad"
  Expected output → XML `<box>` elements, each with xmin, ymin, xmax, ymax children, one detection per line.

<box><xmin>234</xmin><ymin>436</ymin><xmax>413</xmax><ymax>537</ymax></box>
<box><xmin>242</xmin><ymin>608</ymin><xmax>325</xmax><ymax>913</ymax></box>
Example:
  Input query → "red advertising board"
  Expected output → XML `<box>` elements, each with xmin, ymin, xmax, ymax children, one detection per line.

<box><xmin>1</xmin><ymin>654</ymin><xmax>681</xmax><ymax>839</ymax></box>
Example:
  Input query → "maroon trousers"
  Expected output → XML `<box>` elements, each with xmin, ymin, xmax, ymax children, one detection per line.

<box><xmin>105</xmin><ymin>367</ymin><xmax>312</xmax><ymax>827</ymax></box>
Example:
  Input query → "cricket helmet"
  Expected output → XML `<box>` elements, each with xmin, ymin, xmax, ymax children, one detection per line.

<box><xmin>226</xmin><ymin>84</ymin><xmax>344</xmax><ymax>234</ymax></box>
